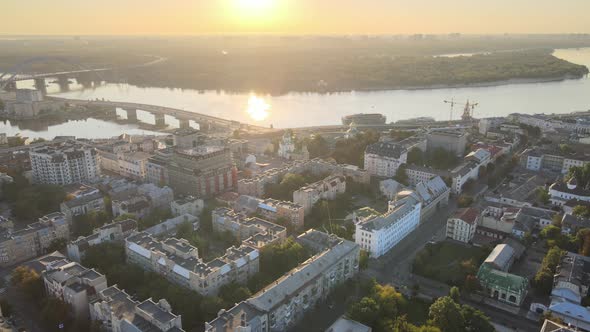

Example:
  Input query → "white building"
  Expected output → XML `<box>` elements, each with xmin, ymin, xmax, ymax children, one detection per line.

<box><xmin>446</xmin><ymin>207</ymin><xmax>480</xmax><ymax>243</ymax></box>
<box><xmin>278</xmin><ymin>132</ymin><xmax>295</xmax><ymax>159</ymax></box>
<box><xmin>42</xmin><ymin>259</ymin><xmax>108</xmax><ymax>319</ymax></box>
<box><xmin>138</xmin><ymin>183</ymin><xmax>174</xmax><ymax>210</ymax></box>
<box><xmin>549</xmin><ymin>178</ymin><xmax>590</xmax><ymax>206</ymax></box>
<box><xmin>364</xmin><ymin>142</ymin><xmax>408</xmax><ymax>177</ymax></box>
<box><xmin>67</xmin><ymin>219</ymin><xmax>137</xmax><ymax>262</ymax></box>
<box><xmin>60</xmin><ymin>184</ymin><xmax>105</xmax><ymax>223</ymax></box>
<box><xmin>355</xmin><ymin>193</ymin><xmax>421</xmax><ymax>258</ymax></box>
<box><xmin>171</xmin><ymin>196</ymin><xmax>204</xmax><ymax>217</ymax></box>
<box><xmin>413</xmin><ymin>176</ymin><xmax>450</xmax><ymax>221</ymax></box>
<box><xmin>30</xmin><ymin>141</ymin><xmax>100</xmax><ymax>185</ymax></box>
<box><xmin>293</xmin><ymin>175</ymin><xmax>346</xmax><ymax>214</ymax></box>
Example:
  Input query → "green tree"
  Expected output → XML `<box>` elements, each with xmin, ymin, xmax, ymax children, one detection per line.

<box><xmin>407</xmin><ymin>148</ymin><xmax>424</xmax><ymax>165</ymax></box>
<box><xmin>536</xmin><ymin>187</ymin><xmax>550</xmax><ymax>205</ymax></box>
<box><xmin>359</xmin><ymin>250</ymin><xmax>369</xmax><ymax>270</ymax></box>
<box><xmin>218</xmin><ymin>282</ymin><xmax>252</xmax><ymax>307</ymax></box>
<box><xmin>573</xmin><ymin>205</ymin><xmax>590</xmax><ymax>218</ymax></box>
<box><xmin>533</xmin><ymin>247</ymin><xmax>564</xmax><ymax>295</ymax></box>
<box><xmin>457</xmin><ymin>195</ymin><xmax>473</xmax><ymax>208</ymax></box>
<box><xmin>304</xmin><ymin>134</ymin><xmax>330</xmax><ymax>158</ymax></box>
<box><xmin>460</xmin><ymin>305</ymin><xmax>494</xmax><ymax>332</ymax></box>
<box><xmin>259</xmin><ymin>238</ymin><xmax>309</xmax><ymax>280</ymax></box>
<box><xmin>449</xmin><ymin>286</ymin><xmax>460</xmax><ymax>302</ymax></box>
<box><xmin>40</xmin><ymin>298</ymin><xmax>71</xmax><ymax>332</ymax></box>
<box><xmin>428</xmin><ymin>296</ymin><xmax>465</xmax><ymax>332</ymax></box>
<box><xmin>72</xmin><ymin>210</ymin><xmax>110</xmax><ymax>237</ymax></box>
<box><xmin>395</xmin><ymin>164</ymin><xmax>409</xmax><ymax>186</ymax></box>
<box><xmin>348</xmin><ymin>297</ymin><xmax>381</xmax><ymax>327</ymax></box>
<box><xmin>46</xmin><ymin>238</ymin><xmax>68</xmax><ymax>253</ymax></box>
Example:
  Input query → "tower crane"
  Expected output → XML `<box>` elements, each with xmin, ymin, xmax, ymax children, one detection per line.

<box><xmin>444</xmin><ymin>99</ymin><xmax>479</xmax><ymax>121</ymax></box>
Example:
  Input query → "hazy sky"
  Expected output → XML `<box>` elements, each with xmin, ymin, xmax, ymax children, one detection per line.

<box><xmin>2</xmin><ymin>0</ymin><xmax>589</xmax><ymax>35</ymax></box>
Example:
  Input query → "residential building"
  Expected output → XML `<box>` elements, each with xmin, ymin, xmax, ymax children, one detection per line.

<box><xmin>449</xmin><ymin>160</ymin><xmax>481</xmax><ymax>195</ymax></box>
<box><xmin>112</xmin><ymin>196</ymin><xmax>151</xmax><ymax>219</ymax></box>
<box><xmin>171</xmin><ymin>196</ymin><xmax>204</xmax><ymax>217</ymax></box>
<box><xmin>426</xmin><ymin>130</ymin><xmax>468</xmax><ymax>157</ymax></box>
<box><xmin>118</xmin><ymin>151</ymin><xmax>151</xmax><ymax>180</ymax></box>
<box><xmin>364</xmin><ymin>142</ymin><xmax>408</xmax><ymax>177</ymax></box>
<box><xmin>67</xmin><ymin>219</ymin><xmax>137</xmax><ymax>262</ymax></box>
<box><xmin>206</xmin><ymin>230</ymin><xmax>359</xmax><ymax>332</ymax></box>
<box><xmin>138</xmin><ymin>183</ymin><xmax>174</xmax><ymax>210</ymax></box>
<box><xmin>235</xmin><ymin>195</ymin><xmax>305</xmax><ymax>229</ymax></box>
<box><xmin>125</xmin><ymin>232</ymin><xmax>259</xmax><ymax>296</ymax></box>
<box><xmin>60</xmin><ymin>184</ymin><xmax>105</xmax><ymax>223</ymax></box>
<box><xmin>0</xmin><ymin>212</ymin><xmax>69</xmax><ymax>267</ymax></box>
<box><xmin>479</xmin><ymin>206</ymin><xmax>521</xmax><ymax>236</ymax></box>
<box><xmin>379</xmin><ymin>179</ymin><xmax>404</xmax><ymax>200</ymax></box>
<box><xmin>520</xmin><ymin>147</ymin><xmax>590</xmax><ymax>174</ymax></box>
<box><xmin>549</xmin><ymin>178</ymin><xmax>590</xmax><ymax>206</ymax></box>
<box><xmin>42</xmin><ymin>259</ymin><xmax>107</xmax><ymax>319</ymax></box>
<box><xmin>542</xmin><ymin>252</ymin><xmax>590</xmax><ymax>331</ymax></box>
<box><xmin>326</xmin><ymin>317</ymin><xmax>372</xmax><ymax>332</ymax></box>
<box><xmin>355</xmin><ymin>193</ymin><xmax>421</xmax><ymax>258</ymax></box>
<box><xmin>144</xmin><ymin>214</ymin><xmax>199</xmax><ymax>238</ymax></box>
<box><xmin>90</xmin><ymin>286</ymin><xmax>185</xmax><ymax>332</ymax></box>
<box><xmin>446</xmin><ymin>208</ymin><xmax>480</xmax><ymax>243</ymax></box>
<box><xmin>212</xmin><ymin>208</ymin><xmax>286</xmax><ymax>249</ymax></box>
<box><xmin>167</xmin><ymin>146</ymin><xmax>237</xmax><ymax>197</ymax></box>
<box><xmin>465</xmin><ymin>148</ymin><xmax>491</xmax><ymax>167</ymax></box>
<box><xmin>146</xmin><ymin>148</ymin><xmax>173</xmax><ymax>186</ymax></box>
<box><xmin>30</xmin><ymin>141</ymin><xmax>100</xmax><ymax>185</ymax></box>
<box><xmin>413</xmin><ymin>176</ymin><xmax>450</xmax><ymax>221</ymax></box>
<box><xmin>405</xmin><ymin>165</ymin><xmax>449</xmax><ymax>187</ymax></box>
<box><xmin>293</xmin><ymin>175</ymin><xmax>346</xmax><ymax>215</ymax></box>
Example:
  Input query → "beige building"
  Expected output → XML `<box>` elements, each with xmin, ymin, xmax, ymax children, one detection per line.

<box><xmin>206</xmin><ymin>230</ymin><xmax>360</xmax><ymax>332</ymax></box>
<box><xmin>43</xmin><ymin>259</ymin><xmax>108</xmax><ymax>319</ymax></box>
<box><xmin>446</xmin><ymin>208</ymin><xmax>480</xmax><ymax>243</ymax></box>
<box><xmin>126</xmin><ymin>232</ymin><xmax>259</xmax><ymax>296</ymax></box>
<box><xmin>0</xmin><ymin>212</ymin><xmax>69</xmax><ymax>267</ymax></box>
<box><xmin>212</xmin><ymin>208</ymin><xmax>287</xmax><ymax>249</ymax></box>
<box><xmin>293</xmin><ymin>175</ymin><xmax>346</xmax><ymax>215</ymax></box>
<box><xmin>118</xmin><ymin>151</ymin><xmax>151</xmax><ymax>180</ymax></box>
<box><xmin>60</xmin><ymin>184</ymin><xmax>105</xmax><ymax>223</ymax></box>
<box><xmin>235</xmin><ymin>195</ymin><xmax>305</xmax><ymax>229</ymax></box>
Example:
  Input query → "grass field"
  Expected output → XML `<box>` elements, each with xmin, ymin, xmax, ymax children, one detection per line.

<box><xmin>412</xmin><ymin>241</ymin><xmax>491</xmax><ymax>286</ymax></box>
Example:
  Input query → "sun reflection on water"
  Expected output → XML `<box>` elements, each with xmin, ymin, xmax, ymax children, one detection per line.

<box><xmin>246</xmin><ymin>94</ymin><xmax>270</xmax><ymax>121</ymax></box>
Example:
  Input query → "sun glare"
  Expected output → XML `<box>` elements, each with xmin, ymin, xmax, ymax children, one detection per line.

<box><xmin>232</xmin><ymin>0</ymin><xmax>277</xmax><ymax>23</ymax></box>
<box><xmin>246</xmin><ymin>95</ymin><xmax>271</xmax><ymax>121</ymax></box>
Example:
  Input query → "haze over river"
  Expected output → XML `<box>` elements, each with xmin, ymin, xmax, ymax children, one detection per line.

<box><xmin>2</xmin><ymin>48</ymin><xmax>590</xmax><ymax>138</ymax></box>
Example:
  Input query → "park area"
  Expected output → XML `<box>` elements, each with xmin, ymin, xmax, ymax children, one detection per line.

<box><xmin>412</xmin><ymin>240</ymin><xmax>491</xmax><ymax>286</ymax></box>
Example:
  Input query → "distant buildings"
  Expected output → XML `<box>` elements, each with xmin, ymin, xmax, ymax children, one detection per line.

<box><xmin>446</xmin><ymin>207</ymin><xmax>480</xmax><ymax>243</ymax></box>
<box><xmin>364</xmin><ymin>142</ymin><xmax>407</xmax><ymax>177</ymax></box>
<box><xmin>476</xmin><ymin>243</ymin><xmax>528</xmax><ymax>306</ymax></box>
<box><xmin>235</xmin><ymin>195</ymin><xmax>305</xmax><ymax>229</ymax></box>
<box><xmin>293</xmin><ymin>175</ymin><xmax>346</xmax><ymax>215</ymax></box>
<box><xmin>125</xmin><ymin>232</ymin><xmax>259</xmax><ymax>296</ymax></box>
<box><xmin>90</xmin><ymin>286</ymin><xmax>185</xmax><ymax>332</ymax></box>
<box><xmin>354</xmin><ymin>193</ymin><xmax>421</xmax><ymax>258</ymax></box>
<box><xmin>146</xmin><ymin>148</ymin><xmax>173</xmax><ymax>186</ymax></box>
<box><xmin>521</xmin><ymin>147</ymin><xmax>590</xmax><ymax>174</ymax></box>
<box><xmin>212</xmin><ymin>208</ymin><xmax>287</xmax><ymax>249</ymax></box>
<box><xmin>0</xmin><ymin>212</ymin><xmax>69</xmax><ymax>267</ymax></box>
<box><xmin>30</xmin><ymin>141</ymin><xmax>100</xmax><ymax>185</ymax></box>
<box><xmin>138</xmin><ymin>183</ymin><xmax>174</xmax><ymax>210</ymax></box>
<box><xmin>117</xmin><ymin>151</ymin><xmax>151</xmax><ymax>180</ymax></box>
<box><xmin>342</xmin><ymin>113</ymin><xmax>386</xmax><ymax>126</ymax></box>
<box><xmin>426</xmin><ymin>130</ymin><xmax>468</xmax><ymax>157</ymax></box>
<box><xmin>67</xmin><ymin>219</ymin><xmax>137</xmax><ymax>262</ymax></box>
<box><xmin>206</xmin><ymin>230</ymin><xmax>359</xmax><ymax>332</ymax></box>
<box><xmin>112</xmin><ymin>196</ymin><xmax>151</xmax><ymax>219</ymax></box>
<box><xmin>144</xmin><ymin>214</ymin><xmax>199</xmax><ymax>238</ymax></box>
<box><xmin>42</xmin><ymin>258</ymin><xmax>108</xmax><ymax>319</ymax></box>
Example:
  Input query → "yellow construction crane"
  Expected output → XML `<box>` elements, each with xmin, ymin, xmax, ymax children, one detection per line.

<box><xmin>444</xmin><ymin>99</ymin><xmax>479</xmax><ymax>121</ymax></box>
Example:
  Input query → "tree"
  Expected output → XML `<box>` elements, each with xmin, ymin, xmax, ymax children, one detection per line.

<box><xmin>72</xmin><ymin>210</ymin><xmax>111</xmax><ymax>237</ymax></box>
<box><xmin>463</xmin><ymin>275</ymin><xmax>481</xmax><ymax>293</ymax></box>
<box><xmin>407</xmin><ymin>148</ymin><xmax>424</xmax><ymax>165</ymax></box>
<box><xmin>457</xmin><ymin>195</ymin><xmax>473</xmax><ymax>208</ymax></box>
<box><xmin>46</xmin><ymin>238</ymin><xmax>67</xmax><ymax>253</ymax></box>
<box><xmin>449</xmin><ymin>286</ymin><xmax>460</xmax><ymax>302</ymax></box>
<box><xmin>359</xmin><ymin>250</ymin><xmax>369</xmax><ymax>270</ymax></box>
<box><xmin>259</xmin><ymin>238</ymin><xmax>309</xmax><ymax>280</ymax></box>
<box><xmin>305</xmin><ymin>134</ymin><xmax>330</xmax><ymax>158</ymax></box>
<box><xmin>395</xmin><ymin>164</ymin><xmax>409</xmax><ymax>186</ymax></box>
<box><xmin>348</xmin><ymin>297</ymin><xmax>380</xmax><ymax>327</ymax></box>
<box><xmin>0</xmin><ymin>299</ymin><xmax>13</xmax><ymax>317</ymax></box>
<box><xmin>218</xmin><ymin>282</ymin><xmax>252</xmax><ymax>307</ymax></box>
<box><xmin>11</xmin><ymin>266</ymin><xmax>44</xmax><ymax>300</ymax></box>
<box><xmin>40</xmin><ymin>298</ymin><xmax>71</xmax><ymax>332</ymax></box>
<box><xmin>573</xmin><ymin>205</ymin><xmax>590</xmax><ymax>218</ymax></box>
<box><xmin>536</xmin><ymin>187</ymin><xmax>550</xmax><ymax>205</ymax></box>
<box><xmin>428</xmin><ymin>296</ymin><xmax>465</xmax><ymax>332</ymax></box>
<box><xmin>533</xmin><ymin>247</ymin><xmax>564</xmax><ymax>295</ymax></box>
<box><xmin>460</xmin><ymin>305</ymin><xmax>494</xmax><ymax>332</ymax></box>
<box><xmin>0</xmin><ymin>98</ymin><xmax>4</xmax><ymax>110</ymax></box>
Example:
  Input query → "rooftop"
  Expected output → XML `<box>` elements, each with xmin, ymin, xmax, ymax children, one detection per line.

<box><xmin>365</xmin><ymin>142</ymin><xmax>407</xmax><ymax>159</ymax></box>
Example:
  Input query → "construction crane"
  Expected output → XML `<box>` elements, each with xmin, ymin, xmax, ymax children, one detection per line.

<box><xmin>444</xmin><ymin>99</ymin><xmax>479</xmax><ymax>121</ymax></box>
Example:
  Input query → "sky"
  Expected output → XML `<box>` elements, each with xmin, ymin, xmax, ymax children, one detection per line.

<box><xmin>2</xmin><ymin>0</ymin><xmax>589</xmax><ymax>35</ymax></box>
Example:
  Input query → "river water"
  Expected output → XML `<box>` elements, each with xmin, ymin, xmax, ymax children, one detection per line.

<box><xmin>2</xmin><ymin>48</ymin><xmax>590</xmax><ymax>138</ymax></box>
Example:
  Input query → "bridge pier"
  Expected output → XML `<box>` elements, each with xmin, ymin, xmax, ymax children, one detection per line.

<box><xmin>154</xmin><ymin>113</ymin><xmax>166</xmax><ymax>127</ymax></box>
<box><xmin>178</xmin><ymin>118</ymin><xmax>191</xmax><ymax>129</ymax></box>
<box><xmin>124</xmin><ymin>108</ymin><xmax>138</xmax><ymax>121</ymax></box>
<box><xmin>57</xmin><ymin>76</ymin><xmax>70</xmax><ymax>92</ymax></box>
<box><xmin>34</xmin><ymin>78</ymin><xmax>47</xmax><ymax>95</ymax></box>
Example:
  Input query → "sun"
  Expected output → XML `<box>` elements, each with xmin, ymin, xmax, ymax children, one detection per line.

<box><xmin>236</xmin><ymin>0</ymin><xmax>274</xmax><ymax>11</ymax></box>
<box><xmin>232</xmin><ymin>0</ymin><xmax>277</xmax><ymax>23</ymax></box>
<box><xmin>246</xmin><ymin>94</ymin><xmax>270</xmax><ymax>122</ymax></box>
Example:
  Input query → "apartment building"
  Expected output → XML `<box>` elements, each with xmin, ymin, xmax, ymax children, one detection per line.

<box><xmin>171</xmin><ymin>196</ymin><xmax>204</xmax><ymax>217</ymax></box>
<box><xmin>144</xmin><ymin>214</ymin><xmax>199</xmax><ymax>238</ymax></box>
<box><xmin>446</xmin><ymin>208</ymin><xmax>480</xmax><ymax>243</ymax></box>
<box><xmin>549</xmin><ymin>178</ymin><xmax>590</xmax><ymax>206</ymax></box>
<box><xmin>167</xmin><ymin>146</ymin><xmax>237</xmax><ymax>197</ymax></box>
<box><xmin>112</xmin><ymin>196</ymin><xmax>151</xmax><ymax>219</ymax></box>
<box><xmin>146</xmin><ymin>148</ymin><xmax>173</xmax><ymax>186</ymax></box>
<box><xmin>90</xmin><ymin>286</ymin><xmax>185</xmax><ymax>332</ymax></box>
<box><xmin>293</xmin><ymin>175</ymin><xmax>346</xmax><ymax>214</ymax></box>
<box><xmin>138</xmin><ymin>183</ymin><xmax>174</xmax><ymax>210</ymax></box>
<box><xmin>118</xmin><ymin>151</ymin><xmax>151</xmax><ymax>180</ymax></box>
<box><xmin>206</xmin><ymin>230</ymin><xmax>359</xmax><ymax>332</ymax></box>
<box><xmin>212</xmin><ymin>208</ymin><xmax>286</xmax><ymax>249</ymax></box>
<box><xmin>235</xmin><ymin>195</ymin><xmax>305</xmax><ymax>229</ymax></box>
<box><xmin>30</xmin><ymin>141</ymin><xmax>100</xmax><ymax>185</ymax></box>
<box><xmin>363</xmin><ymin>142</ymin><xmax>408</xmax><ymax>177</ymax></box>
<box><xmin>42</xmin><ymin>259</ymin><xmax>108</xmax><ymax>319</ymax></box>
<box><xmin>413</xmin><ymin>176</ymin><xmax>450</xmax><ymax>221</ymax></box>
<box><xmin>67</xmin><ymin>219</ymin><xmax>137</xmax><ymax>262</ymax></box>
<box><xmin>125</xmin><ymin>232</ymin><xmax>259</xmax><ymax>296</ymax></box>
<box><xmin>355</xmin><ymin>193</ymin><xmax>421</xmax><ymax>258</ymax></box>
<box><xmin>60</xmin><ymin>184</ymin><xmax>105</xmax><ymax>223</ymax></box>
<box><xmin>426</xmin><ymin>130</ymin><xmax>468</xmax><ymax>157</ymax></box>
<box><xmin>0</xmin><ymin>212</ymin><xmax>69</xmax><ymax>267</ymax></box>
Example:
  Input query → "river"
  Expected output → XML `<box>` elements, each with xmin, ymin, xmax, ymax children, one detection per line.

<box><xmin>2</xmin><ymin>48</ymin><xmax>590</xmax><ymax>138</ymax></box>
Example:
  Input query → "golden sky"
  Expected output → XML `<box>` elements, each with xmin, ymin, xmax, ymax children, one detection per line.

<box><xmin>2</xmin><ymin>0</ymin><xmax>589</xmax><ymax>35</ymax></box>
